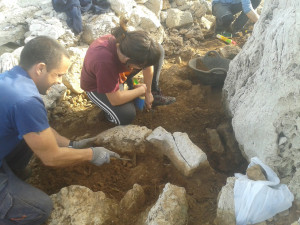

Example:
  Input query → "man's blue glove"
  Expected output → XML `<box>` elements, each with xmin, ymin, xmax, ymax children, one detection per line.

<box><xmin>90</xmin><ymin>147</ymin><xmax>120</xmax><ymax>166</ymax></box>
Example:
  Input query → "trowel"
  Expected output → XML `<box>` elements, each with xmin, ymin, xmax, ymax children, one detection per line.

<box><xmin>112</xmin><ymin>156</ymin><xmax>132</xmax><ymax>161</ymax></box>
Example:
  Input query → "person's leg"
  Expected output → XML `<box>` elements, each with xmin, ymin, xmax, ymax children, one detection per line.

<box><xmin>231</xmin><ymin>0</ymin><xmax>261</xmax><ymax>33</ymax></box>
<box><xmin>151</xmin><ymin>44</ymin><xmax>176</xmax><ymax>106</ymax></box>
<box><xmin>87</xmin><ymin>91</ymin><xmax>136</xmax><ymax>125</ymax></box>
<box><xmin>230</xmin><ymin>3</ymin><xmax>248</xmax><ymax>33</ymax></box>
<box><xmin>212</xmin><ymin>3</ymin><xmax>235</xmax><ymax>34</ymax></box>
<box><xmin>0</xmin><ymin>161</ymin><xmax>53</xmax><ymax>225</ymax></box>
<box><xmin>151</xmin><ymin>43</ymin><xmax>164</xmax><ymax>92</ymax></box>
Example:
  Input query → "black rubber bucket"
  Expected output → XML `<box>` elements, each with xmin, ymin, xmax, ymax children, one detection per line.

<box><xmin>188</xmin><ymin>50</ymin><xmax>231</xmax><ymax>86</ymax></box>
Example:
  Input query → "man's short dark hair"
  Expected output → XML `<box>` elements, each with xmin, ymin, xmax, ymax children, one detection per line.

<box><xmin>19</xmin><ymin>36</ymin><xmax>70</xmax><ymax>72</ymax></box>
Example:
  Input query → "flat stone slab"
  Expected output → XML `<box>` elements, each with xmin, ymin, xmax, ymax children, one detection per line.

<box><xmin>95</xmin><ymin>125</ymin><xmax>152</xmax><ymax>153</ymax></box>
<box><xmin>146</xmin><ymin>126</ymin><xmax>207</xmax><ymax>176</ymax></box>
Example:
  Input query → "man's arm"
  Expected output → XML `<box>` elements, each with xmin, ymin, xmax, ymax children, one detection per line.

<box><xmin>24</xmin><ymin>128</ymin><xmax>93</xmax><ymax>167</ymax></box>
<box><xmin>51</xmin><ymin>127</ymin><xmax>69</xmax><ymax>147</ymax></box>
<box><xmin>241</xmin><ymin>0</ymin><xmax>260</xmax><ymax>23</ymax></box>
<box><xmin>246</xmin><ymin>10</ymin><xmax>259</xmax><ymax>23</ymax></box>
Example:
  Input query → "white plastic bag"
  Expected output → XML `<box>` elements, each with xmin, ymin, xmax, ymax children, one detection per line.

<box><xmin>234</xmin><ymin>157</ymin><xmax>294</xmax><ymax>225</ymax></box>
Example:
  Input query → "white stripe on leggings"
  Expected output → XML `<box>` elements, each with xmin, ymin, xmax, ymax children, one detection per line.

<box><xmin>87</xmin><ymin>92</ymin><xmax>121</xmax><ymax>125</ymax></box>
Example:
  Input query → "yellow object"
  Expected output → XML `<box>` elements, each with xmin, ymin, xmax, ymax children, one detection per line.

<box><xmin>216</xmin><ymin>34</ymin><xmax>237</xmax><ymax>45</ymax></box>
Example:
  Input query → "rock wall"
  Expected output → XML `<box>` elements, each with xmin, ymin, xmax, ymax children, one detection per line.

<box><xmin>223</xmin><ymin>0</ymin><xmax>300</xmax><ymax>202</ymax></box>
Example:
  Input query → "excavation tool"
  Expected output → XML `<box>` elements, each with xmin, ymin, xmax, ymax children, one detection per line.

<box><xmin>216</xmin><ymin>34</ymin><xmax>237</xmax><ymax>45</ymax></box>
<box><xmin>112</xmin><ymin>156</ymin><xmax>132</xmax><ymax>161</ymax></box>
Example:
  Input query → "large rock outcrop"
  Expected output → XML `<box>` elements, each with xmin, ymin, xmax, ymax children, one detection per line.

<box><xmin>223</xmin><ymin>0</ymin><xmax>300</xmax><ymax>202</ymax></box>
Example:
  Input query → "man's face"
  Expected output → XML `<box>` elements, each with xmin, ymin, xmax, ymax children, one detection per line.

<box><xmin>38</xmin><ymin>56</ymin><xmax>70</xmax><ymax>95</ymax></box>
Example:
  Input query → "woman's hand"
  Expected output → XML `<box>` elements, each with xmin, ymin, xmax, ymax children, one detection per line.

<box><xmin>134</xmin><ymin>83</ymin><xmax>152</xmax><ymax>109</ymax></box>
<box><xmin>134</xmin><ymin>84</ymin><xmax>147</xmax><ymax>94</ymax></box>
<box><xmin>145</xmin><ymin>92</ymin><xmax>154</xmax><ymax>109</ymax></box>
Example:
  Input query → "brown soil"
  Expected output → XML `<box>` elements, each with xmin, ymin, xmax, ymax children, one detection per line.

<box><xmin>26</xmin><ymin>33</ymin><xmax>298</xmax><ymax>225</ymax></box>
<box><xmin>27</xmin><ymin>35</ymin><xmax>243</xmax><ymax>225</ymax></box>
<box><xmin>196</xmin><ymin>58</ymin><xmax>209</xmax><ymax>71</ymax></box>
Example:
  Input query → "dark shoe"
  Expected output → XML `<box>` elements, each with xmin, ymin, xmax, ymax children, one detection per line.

<box><xmin>152</xmin><ymin>90</ymin><xmax>176</xmax><ymax>107</ymax></box>
<box><xmin>13</xmin><ymin>167</ymin><xmax>32</xmax><ymax>180</ymax></box>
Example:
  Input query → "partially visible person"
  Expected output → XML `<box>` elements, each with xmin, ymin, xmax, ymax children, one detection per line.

<box><xmin>80</xmin><ymin>17</ymin><xmax>176</xmax><ymax>125</ymax></box>
<box><xmin>212</xmin><ymin>0</ymin><xmax>261</xmax><ymax>36</ymax></box>
<box><xmin>0</xmin><ymin>36</ymin><xmax>119</xmax><ymax>225</ymax></box>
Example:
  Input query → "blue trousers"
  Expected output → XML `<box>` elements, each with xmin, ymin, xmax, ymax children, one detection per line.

<box><xmin>212</xmin><ymin>0</ymin><xmax>261</xmax><ymax>33</ymax></box>
<box><xmin>0</xmin><ymin>141</ymin><xmax>53</xmax><ymax>225</ymax></box>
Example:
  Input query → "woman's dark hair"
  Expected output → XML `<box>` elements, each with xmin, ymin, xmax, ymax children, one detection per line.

<box><xmin>112</xmin><ymin>16</ymin><xmax>161</xmax><ymax>68</ymax></box>
<box><xmin>19</xmin><ymin>36</ymin><xmax>70</xmax><ymax>72</ymax></box>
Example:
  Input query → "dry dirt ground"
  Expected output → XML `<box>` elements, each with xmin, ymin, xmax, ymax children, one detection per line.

<box><xmin>26</xmin><ymin>33</ymin><xmax>298</xmax><ymax>224</ymax></box>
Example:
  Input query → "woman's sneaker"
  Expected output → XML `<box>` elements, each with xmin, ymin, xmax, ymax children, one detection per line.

<box><xmin>152</xmin><ymin>90</ymin><xmax>176</xmax><ymax>107</ymax></box>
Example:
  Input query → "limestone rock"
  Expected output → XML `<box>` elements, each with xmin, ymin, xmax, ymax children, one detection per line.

<box><xmin>162</xmin><ymin>0</ymin><xmax>171</xmax><ymax>10</ymax></box>
<box><xmin>144</xmin><ymin>0</ymin><xmax>163</xmax><ymax>17</ymax></box>
<box><xmin>63</xmin><ymin>46</ymin><xmax>88</xmax><ymax>94</ymax></box>
<box><xmin>222</xmin><ymin>0</ymin><xmax>300</xmax><ymax>201</ymax></box>
<box><xmin>95</xmin><ymin>125</ymin><xmax>152</xmax><ymax>153</ymax></box>
<box><xmin>0</xmin><ymin>5</ymin><xmax>38</xmax><ymax>46</ymax></box>
<box><xmin>0</xmin><ymin>46</ymin><xmax>22</xmax><ymax>73</ymax></box>
<box><xmin>0</xmin><ymin>53</ymin><xmax>19</xmax><ymax>73</ymax></box>
<box><xmin>128</xmin><ymin>5</ymin><xmax>165</xmax><ymax>44</ymax></box>
<box><xmin>47</xmin><ymin>185</ymin><xmax>119</xmax><ymax>225</ymax></box>
<box><xmin>81</xmin><ymin>13</ymin><xmax>119</xmax><ymax>45</ymax></box>
<box><xmin>201</xmin><ymin>16</ymin><xmax>213</xmax><ymax>30</ymax></box>
<box><xmin>42</xmin><ymin>84</ymin><xmax>67</xmax><ymax>110</ymax></box>
<box><xmin>107</xmin><ymin>0</ymin><xmax>136</xmax><ymax>16</ymax></box>
<box><xmin>247</xmin><ymin>164</ymin><xmax>267</xmax><ymax>181</ymax></box>
<box><xmin>120</xmin><ymin>184</ymin><xmax>145</xmax><ymax>214</ymax></box>
<box><xmin>166</xmin><ymin>8</ymin><xmax>193</xmax><ymax>29</ymax></box>
<box><xmin>206</xmin><ymin>128</ymin><xmax>225</xmax><ymax>154</ymax></box>
<box><xmin>135</xmin><ymin>0</ymin><xmax>148</xmax><ymax>3</ymax></box>
<box><xmin>145</xmin><ymin>183</ymin><xmax>188</xmax><ymax>225</ymax></box>
<box><xmin>291</xmin><ymin>217</ymin><xmax>300</xmax><ymax>225</ymax></box>
<box><xmin>24</xmin><ymin>18</ymin><xmax>66</xmax><ymax>43</ymax></box>
<box><xmin>288</xmin><ymin>170</ymin><xmax>300</xmax><ymax>207</ymax></box>
<box><xmin>146</xmin><ymin>126</ymin><xmax>208</xmax><ymax>176</ymax></box>
<box><xmin>215</xmin><ymin>177</ymin><xmax>236</xmax><ymax>225</ymax></box>
<box><xmin>189</xmin><ymin>0</ymin><xmax>207</xmax><ymax>21</ymax></box>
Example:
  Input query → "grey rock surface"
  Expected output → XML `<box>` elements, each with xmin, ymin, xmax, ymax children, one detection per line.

<box><xmin>95</xmin><ymin>125</ymin><xmax>152</xmax><ymax>153</ymax></box>
<box><xmin>147</xmin><ymin>126</ymin><xmax>208</xmax><ymax>176</ymax></box>
<box><xmin>215</xmin><ymin>177</ymin><xmax>236</xmax><ymax>225</ymax></box>
<box><xmin>145</xmin><ymin>183</ymin><xmax>188</xmax><ymax>225</ymax></box>
<box><xmin>47</xmin><ymin>185</ymin><xmax>119</xmax><ymax>225</ymax></box>
<box><xmin>223</xmin><ymin>0</ymin><xmax>300</xmax><ymax>201</ymax></box>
